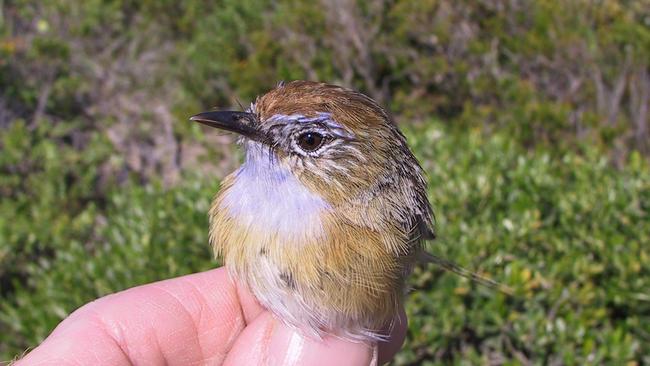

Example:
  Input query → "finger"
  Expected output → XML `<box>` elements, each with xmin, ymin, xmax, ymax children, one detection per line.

<box><xmin>17</xmin><ymin>267</ymin><xmax>264</xmax><ymax>365</ymax></box>
<box><xmin>223</xmin><ymin>307</ymin><xmax>408</xmax><ymax>366</ymax></box>
<box><xmin>223</xmin><ymin>312</ymin><xmax>373</xmax><ymax>366</ymax></box>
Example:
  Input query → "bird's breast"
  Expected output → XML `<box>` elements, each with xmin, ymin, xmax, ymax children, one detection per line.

<box><xmin>218</xmin><ymin>158</ymin><xmax>329</xmax><ymax>242</ymax></box>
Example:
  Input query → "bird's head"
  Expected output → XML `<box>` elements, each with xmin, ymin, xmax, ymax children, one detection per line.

<box><xmin>191</xmin><ymin>80</ymin><xmax>421</xmax><ymax>205</ymax></box>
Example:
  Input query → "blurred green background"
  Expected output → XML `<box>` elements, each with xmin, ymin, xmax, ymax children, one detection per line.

<box><xmin>1</xmin><ymin>1</ymin><xmax>649</xmax><ymax>364</ymax></box>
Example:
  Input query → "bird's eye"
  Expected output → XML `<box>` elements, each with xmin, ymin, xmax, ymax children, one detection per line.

<box><xmin>297</xmin><ymin>132</ymin><xmax>324</xmax><ymax>152</ymax></box>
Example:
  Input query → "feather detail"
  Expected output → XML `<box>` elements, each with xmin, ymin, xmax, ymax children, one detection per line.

<box><xmin>419</xmin><ymin>251</ymin><xmax>513</xmax><ymax>295</ymax></box>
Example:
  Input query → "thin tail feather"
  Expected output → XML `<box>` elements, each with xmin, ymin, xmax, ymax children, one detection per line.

<box><xmin>420</xmin><ymin>251</ymin><xmax>513</xmax><ymax>296</ymax></box>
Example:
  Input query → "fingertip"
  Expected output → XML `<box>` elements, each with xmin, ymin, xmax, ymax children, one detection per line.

<box><xmin>225</xmin><ymin>312</ymin><xmax>375</xmax><ymax>366</ymax></box>
<box><xmin>222</xmin><ymin>312</ymin><xmax>275</xmax><ymax>366</ymax></box>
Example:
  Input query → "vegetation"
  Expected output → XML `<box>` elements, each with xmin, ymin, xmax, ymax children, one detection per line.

<box><xmin>1</xmin><ymin>1</ymin><xmax>648</xmax><ymax>364</ymax></box>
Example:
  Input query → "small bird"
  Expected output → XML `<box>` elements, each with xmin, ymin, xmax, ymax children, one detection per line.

<box><xmin>190</xmin><ymin>81</ymin><xmax>498</xmax><ymax>343</ymax></box>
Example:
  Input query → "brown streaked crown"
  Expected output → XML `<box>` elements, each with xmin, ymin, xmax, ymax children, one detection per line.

<box><xmin>254</xmin><ymin>81</ymin><xmax>389</xmax><ymax>132</ymax></box>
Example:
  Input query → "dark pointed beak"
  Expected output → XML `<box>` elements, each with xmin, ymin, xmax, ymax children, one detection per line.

<box><xmin>190</xmin><ymin>111</ymin><xmax>263</xmax><ymax>142</ymax></box>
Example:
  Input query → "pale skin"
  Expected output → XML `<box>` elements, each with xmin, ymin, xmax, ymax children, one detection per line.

<box><xmin>15</xmin><ymin>267</ymin><xmax>407</xmax><ymax>365</ymax></box>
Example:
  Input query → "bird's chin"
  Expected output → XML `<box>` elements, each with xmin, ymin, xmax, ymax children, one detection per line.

<box><xmin>242</xmin><ymin>140</ymin><xmax>281</xmax><ymax>166</ymax></box>
<box><xmin>235</xmin><ymin>135</ymin><xmax>250</xmax><ymax>146</ymax></box>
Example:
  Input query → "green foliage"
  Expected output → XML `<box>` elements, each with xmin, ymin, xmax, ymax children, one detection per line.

<box><xmin>173</xmin><ymin>0</ymin><xmax>649</xmax><ymax>155</ymax></box>
<box><xmin>2</xmin><ymin>1</ymin><xmax>648</xmax><ymax>158</ymax></box>
<box><xmin>399</xmin><ymin>123</ymin><xmax>650</xmax><ymax>365</ymax></box>
<box><xmin>0</xmin><ymin>120</ymin><xmax>216</xmax><ymax>355</ymax></box>
<box><xmin>0</xmin><ymin>120</ymin><xmax>112</xmax><ymax>283</ymax></box>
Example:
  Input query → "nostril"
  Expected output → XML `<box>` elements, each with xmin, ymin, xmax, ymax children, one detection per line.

<box><xmin>236</xmin><ymin>114</ymin><xmax>256</xmax><ymax>127</ymax></box>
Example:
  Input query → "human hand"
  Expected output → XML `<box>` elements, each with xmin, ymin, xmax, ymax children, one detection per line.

<box><xmin>15</xmin><ymin>267</ymin><xmax>407</xmax><ymax>365</ymax></box>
